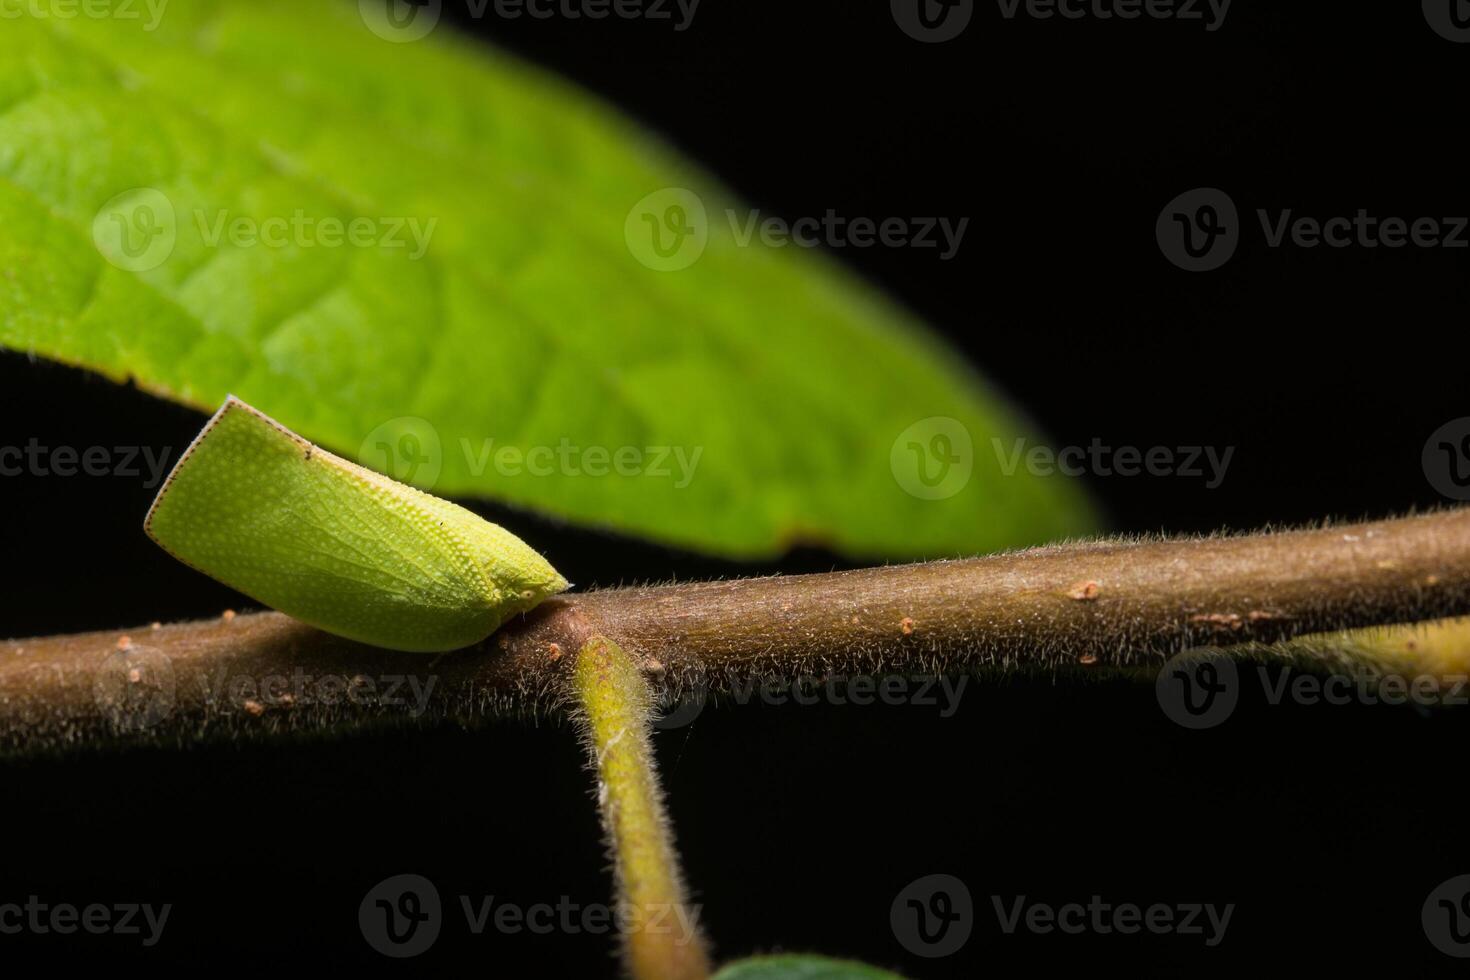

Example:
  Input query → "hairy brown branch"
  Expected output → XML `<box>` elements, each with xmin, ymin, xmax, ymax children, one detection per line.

<box><xmin>4</xmin><ymin>509</ymin><xmax>1470</xmax><ymax>750</ymax></box>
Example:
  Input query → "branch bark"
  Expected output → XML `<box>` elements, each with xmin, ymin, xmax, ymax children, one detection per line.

<box><xmin>4</xmin><ymin>508</ymin><xmax>1470</xmax><ymax>750</ymax></box>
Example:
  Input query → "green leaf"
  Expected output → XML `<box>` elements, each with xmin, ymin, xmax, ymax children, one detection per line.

<box><xmin>0</xmin><ymin>0</ymin><xmax>1097</xmax><ymax>558</ymax></box>
<box><xmin>146</xmin><ymin>396</ymin><xmax>567</xmax><ymax>652</ymax></box>
<box><xmin>714</xmin><ymin>954</ymin><xmax>907</xmax><ymax>980</ymax></box>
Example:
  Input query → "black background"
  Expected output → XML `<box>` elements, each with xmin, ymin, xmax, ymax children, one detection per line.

<box><xmin>4</xmin><ymin>1</ymin><xmax>1468</xmax><ymax>975</ymax></box>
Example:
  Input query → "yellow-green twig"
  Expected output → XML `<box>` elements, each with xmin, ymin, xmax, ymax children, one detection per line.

<box><xmin>574</xmin><ymin>634</ymin><xmax>711</xmax><ymax>980</ymax></box>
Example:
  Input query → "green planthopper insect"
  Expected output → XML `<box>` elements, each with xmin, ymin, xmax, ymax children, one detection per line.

<box><xmin>144</xmin><ymin>396</ymin><xmax>569</xmax><ymax>652</ymax></box>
